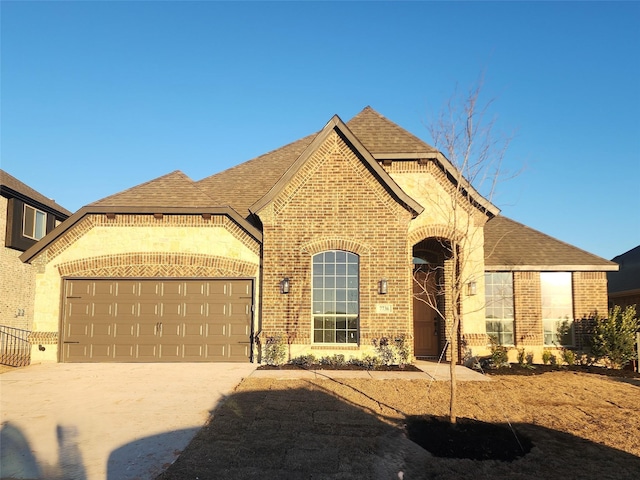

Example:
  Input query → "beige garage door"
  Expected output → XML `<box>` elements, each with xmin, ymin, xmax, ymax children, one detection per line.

<box><xmin>62</xmin><ymin>279</ymin><xmax>253</xmax><ymax>363</ymax></box>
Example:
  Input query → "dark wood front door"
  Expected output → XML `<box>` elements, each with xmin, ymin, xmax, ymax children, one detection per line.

<box><xmin>413</xmin><ymin>271</ymin><xmax>440</xmax><ymax>357</ymax></box>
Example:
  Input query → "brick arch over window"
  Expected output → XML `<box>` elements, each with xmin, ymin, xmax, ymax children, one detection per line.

<box><xmin>56</xmin><ymin>253</ymin><xmax>259</xmax><ymax>278</ymax></box>
<box><xmin>300</xmin><ymin>238</ymin><xmax>371</xmax><ymax>257</ymax></box>
<box><xmin>408</xmin><ymin>224</ymin><xmax>464</xmax><ymax>248</ymax></box>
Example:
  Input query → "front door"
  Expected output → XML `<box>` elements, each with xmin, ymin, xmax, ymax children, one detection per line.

<box><xmin>413</xmin><ymin>270</ymin><xmax>440</xmax><ymax>357</ymax></box>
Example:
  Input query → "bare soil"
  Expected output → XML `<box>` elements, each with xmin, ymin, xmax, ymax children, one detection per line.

<box><xmin>158</xmin><ymin>368</ymin><xmax>640</xmax><ymax>480</ymax></box>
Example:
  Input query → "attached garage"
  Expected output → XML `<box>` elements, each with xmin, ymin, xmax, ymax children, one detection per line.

<box><xmin>61</xmin><ymin>278</ymin><xmax>253</xmax><ymax>363</ymax></box>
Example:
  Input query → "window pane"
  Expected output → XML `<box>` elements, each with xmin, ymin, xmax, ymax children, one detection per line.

<box><xmin>35</xmin><ymin>211</ymin><xmax>46</xmax><ymax>239</ymax></box>
<box><xmin>23</xmin><ymin>206</ymin><xmax>35</xmax><ymax>238</ymax></box>
<box><xmin>484</xmin><ymin>272</ymin><xmax>514</xmax><ymax>345</ymax></box>
<box><xmin>312</xmin><ymin>250</ymin><xmax>359</xmax><ymax>344</ymax></box>
<box><xmin>541</xmin><ymin>272</ymin><xmax>574</xmax><ymax>346</ymax></box>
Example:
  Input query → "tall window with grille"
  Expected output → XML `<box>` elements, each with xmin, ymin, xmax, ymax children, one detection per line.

<box><xmin>484</xmin><ymin>272</ymin><xmax>514</xmax><ymax>345</ymax></box>
<box><xmin>541</xmin><ymin>272</ymin><xmax>574</xmax><ymax>346</ymax></box>
<box><xmin>312</xmin><ymin>251</ymin><xmax>359</xmax><ymax>344</ymax></box>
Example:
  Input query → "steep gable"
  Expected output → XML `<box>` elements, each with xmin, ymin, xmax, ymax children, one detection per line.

<box><xmin>346</xmin><ymin>106</ymin><xmax>437</xmax><ymax>155</ymax></box>
<box><xmin>484</xmin><ymin>216</ymin><xmax>617</xmax><ymax>271</ymax></box>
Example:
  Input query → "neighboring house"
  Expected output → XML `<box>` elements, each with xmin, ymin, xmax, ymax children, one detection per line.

<box><xmin>1</xmin><ymin>170</ymin><xmax>71</xmax><ymax>364</ymax></box>
<box><xmin>19</xmin><ymin>107</ymin><xmax>617</xmax><ymax>364</ymax></box>
<box><xmin>608</xmin><ymin>245</ymin><xmax>640</xmax><ymax>311</ymax></box>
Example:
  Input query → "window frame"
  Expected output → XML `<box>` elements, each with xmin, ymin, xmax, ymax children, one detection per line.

<box><xmin>484</xmin><ymin>272</ymin><xmax>515</xmax><ymax>346</ymax></box>
<box><xmin>311</xmin><ymin>250</ymin><xmax>359</xmax><ymax>345</ymax></box>
<box><xmin>541</xmin><ymin>272</ymin><xmax>574</xmax><ymax>347</ymax></box>
<box><xmin>22</xmin><ymin>204</ymin><xmax>47</xmax><ymax>241</ymax></box>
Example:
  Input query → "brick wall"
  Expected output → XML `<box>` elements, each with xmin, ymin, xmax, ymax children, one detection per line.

<box><xmin>0</xmin><ymin>196</ymin><xmax>36</xmax><ymax>330</ymax></box>
<box><xmin>573</xmin><ymin>271</ymin><xmax>609</xmax><ymax>351</ymax></box>
<box><xmin>513</xmin><ymin>271</ymin><xmax>542</xmax><ymax>346</ymax></box>
<box><xmin>259</xmin><ymin>131</ymin><xmax>413</xmax><ymax>357</ymax></box>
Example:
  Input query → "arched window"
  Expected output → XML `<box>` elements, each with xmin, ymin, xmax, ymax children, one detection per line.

<box><xmin>312</xmin><ymin>250</ymin><xmax>359</xmax><ymax>344</ymax></box>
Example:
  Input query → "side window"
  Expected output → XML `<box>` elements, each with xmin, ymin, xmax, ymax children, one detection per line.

<box><xmin>312</xmin><ymin>250</ymin><xmax>359</xmax><ymax>344</ymax></box>
<box><xmin>23</xmin><ymin>204</ymin><xmax>47</xmax><ymax>240</ymax></box>
<box><xmin>484</xmin><ymin>272</ymin><xmax>514</xmax><ymax>345</ymax></box>
<box><xmin>541</xmin><ymin>272</ymin><xmax>574</xmax><ymax>346</ymax></box>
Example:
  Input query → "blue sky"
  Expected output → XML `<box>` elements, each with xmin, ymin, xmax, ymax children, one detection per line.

<box><xmin>1</xmin><ymin>1</ymin><xmax>638</xmax><ymax>260</ymax></box>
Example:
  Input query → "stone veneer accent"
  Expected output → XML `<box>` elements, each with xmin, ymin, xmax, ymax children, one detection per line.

<box><xmin>57</xmin><ymin>253</ymin><xmax>258</xmax><ymax>278</ymax></box>
<box><xmin>28</xmin><ymin>331</ymin><xmax>58</xmax><ymax>345</ymax></box>
<box><xmin>39</xmin><ymin>214</ymin><xmax>260</xmax><ymax>265</ymax></box>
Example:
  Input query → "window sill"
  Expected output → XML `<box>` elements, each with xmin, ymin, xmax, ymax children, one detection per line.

<box><xmin>311</xmin><ymin>345</ymin><xmax>360</xmax><ymax>351</ymax></box>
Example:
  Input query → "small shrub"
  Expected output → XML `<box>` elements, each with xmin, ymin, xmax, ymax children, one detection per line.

<box><xmin>590</xmin><ymin>305</ymin><xmax>639</xmax><ymax>369</ymax></box>
<box><xmin>372</xmin><ymin>336</ymin><xmax>397</xmax><ymax>365</ymax></box>
<box><xmin>517</xmin><ymin>348</ymin><xmax>526</xmax><ymax>366</ymax></box>
<box><xmin>394</xmin><ymin>334</ymin><xmax>411</xmax><ymax>367</ymax></box>
<box><xmin>525</xmin><ymin>351</ymin><xmax>534</xmax><ymax>365</ymax></box>
<box><xmin>488</xmin><ymin>335</ymin><xmax>509</xmax><ymax>368</ymax></box>
<box><xmin>319</xmin><ymin>354</ymin><xmax>346</xmax><ymax>367</ymax></box>
<box><xmin>263</xmin><ymin>335</ymin><xmax>286</xmax><ymax>366</ymax></box>
<box><xmin>289</xmin><ymin>354</ymin><xmax>316</xmax><ymax>368</ymax></box>
<box><xmin>349</xmin><ymin>355</ymin><xmax>382</xmax><ymax>370</ymax></box>
<box><xmin>542</xmin><ymin>349</ymin><xmax>553</xmax><ymax>365</ymax></box>
<box><xmin>560</xmin><ymin>349</ymin><xmax>576</xmax><ymax>366</ymax></box>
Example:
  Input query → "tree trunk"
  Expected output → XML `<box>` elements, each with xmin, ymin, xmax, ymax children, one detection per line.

<box><xmin>449</xmin><ymin>315</ymin><xmax>458</xmax><ymax>425</ymax></box>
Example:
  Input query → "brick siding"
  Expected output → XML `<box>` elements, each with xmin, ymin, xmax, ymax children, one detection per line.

<box><xmin>1</xmin><ymin>196</ymin><xmax>36</xmax><ymax>330</ymax></box>
<box><xmin>259</xmin><ymin>131</ymin><xmax>413</xmax><ymax>354</ymax></box>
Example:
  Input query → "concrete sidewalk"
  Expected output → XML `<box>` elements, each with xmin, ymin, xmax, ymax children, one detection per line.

<box><xmin>249</xmin><ymin>360</ymin><xmax>490</xmax><ymax>381</ymax></box>
<box><xmin>1</xmin><ymin>363</ymin><xmax>257</xmax><ymax>480</ymax></box>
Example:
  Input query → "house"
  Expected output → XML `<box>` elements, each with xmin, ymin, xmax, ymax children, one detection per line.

<box><xmin>1</xmin><ymin>170</ymin><xmax>71</xmax><ymax>364</ymax></box>
<box><xmin>19</xmin><ymin>107</ymin><xmax>618</xmax><ymax>364</ymax></box>
<box><xmin>608</xmin><ymin>246</ymin><xmax>640</xmax><ymax>310</ymax></box>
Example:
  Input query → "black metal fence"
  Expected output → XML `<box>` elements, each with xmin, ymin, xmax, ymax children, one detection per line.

<box><xmin>0</xmin><ymin>325</ymin><xmax>31</xmax><ymax>367</ymax></box>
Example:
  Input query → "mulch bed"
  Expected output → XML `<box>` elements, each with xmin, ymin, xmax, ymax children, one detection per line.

<box><xmin>257</xmin><ymin>363</ymin><xmax>423</xmax><ymax>372</ymax></box>
<box><xmin>482</xmin><ymin>363</ymin><xmax>640</xmax><ymax>378</ymax></box>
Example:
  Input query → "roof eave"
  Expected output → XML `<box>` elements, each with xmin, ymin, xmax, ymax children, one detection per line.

<box><xmin>20</xmin><ymin>205</ymin><xmax>262</xmax><ymax>264</ymax></box>
<box><xmin>485</xmin><ymin>264</ymin><xmax>620</xmax><ymax>272</ymax></box>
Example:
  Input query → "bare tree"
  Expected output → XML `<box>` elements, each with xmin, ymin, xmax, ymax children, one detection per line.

<box><xmin>414</xmin><ymin>78</ymin><xmax>513</xmax><ymax>424</ymax></box>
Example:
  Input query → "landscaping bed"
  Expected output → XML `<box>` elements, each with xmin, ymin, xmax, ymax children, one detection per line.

<box><xmin>158</xmin><ymin>368</ymin><xmax>640</xmax><ymax>480</ymax></box>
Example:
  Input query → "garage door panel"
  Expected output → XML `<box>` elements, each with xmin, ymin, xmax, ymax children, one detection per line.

<box><xmin>93</xmin><ymin>282</ymin><xmax>115</xmax><ymax>296</ymax></box>
<box><xmin>114</xmin><ymin>344</ymin><xmax>135</xmax><ymax>359</ymax></box>
<box><xmin>63</xmin><ymin>279</ymin><xmax>253</xmax><ymax>363</ymax></box>
<box><xmin>92</xmin><ymin>302</ymin><xmax>113</xmax><ymax>317</ymax></box>
<box><xmin>90</xmin><ymin>344</ymin><xmax>112</xmax><ymax>360</ymax></box>
<box><xmin>136</xmin><ymin>344</ymin><xmax>157</xmax><ymax>360</ymax></box>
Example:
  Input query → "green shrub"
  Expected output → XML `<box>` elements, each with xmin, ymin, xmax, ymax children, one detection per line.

<box><xmin>488</xmin><ymin>335</ymin><xmax>509</xmax><ymax>368</ymax></box>
<box><xmin>263</xmin><ymin>335</ymin><xmax>286</xmax><ymax>366</ymax></box>
<box><xmin>560</xmin><ymin>349</ymin><xmax>576</xmax><ymax>366</ymax></box>
<box><xmin>590</xmin><ymin>305</ymin><xmax>639</xmax><ymax>369</ymax></box>
<box><xmin>319</xmin><ymin>354</ymin><xmax>346</xmax><ymax>367</ymax></box>
<box><xmin>289</xmin><ymin>354</ymin><xmax>316</xmax><ymax>368</ymax></box>
<box><xmin>517</xmin><ymin>348</ymin><xmax>526</xmax><ymax>366</ymax></box>
<box><xmin>372</xmin><ymin>334</ymin><xmax>412</xmax><ymax>366</ymax></box>
<box><xmin>349</xmin><ymin>355</ymin><xmax>382</xmax><ymax>370</ymax></box>
<box><xmin>542</xmin><ymin>349</ymin><xmax>553</xmax><ymax>365</ymax></box>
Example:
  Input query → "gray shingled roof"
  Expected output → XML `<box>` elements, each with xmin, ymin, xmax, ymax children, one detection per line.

<box><xmin>91</xmin><ymin>170</ymin><xmax>218</xmax><ymax>208</ymax></box>
<box><xmin>484</xmin><ymin>216</ymin><xmax>617</xmax><ymax>270</ymax></box>
<box><xmin>608</xmin><ymin>245</ymin><xmax>640</xmax><ymax>294</ymax></box>
<box><xmin>0</xmin><ymin>169</ymin><xmax>72</xmax><ymax>217</ymax></box>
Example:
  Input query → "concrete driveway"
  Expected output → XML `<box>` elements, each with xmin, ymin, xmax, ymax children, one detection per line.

<box><xmin>0</xmin><ymin>362</ymin><xmax>257</xmax><ymax>480</ymax></box>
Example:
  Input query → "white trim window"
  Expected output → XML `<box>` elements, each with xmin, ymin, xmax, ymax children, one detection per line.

<box><xmin>23</xmin><ymin>205</ymin><xmax>47</xmax><ymax>240</ymax></box>
<box><xmin>484</xmin><ymin>272</ymin><xmax>514</xmax><ymax>345</ymax></box>
<box><xmin>312</xmin><ymin>250</ymin><xmax>359</xmax><ymax>344</ymax></box>
<box><xmin>541</xmin><ymin>272</ymin><xmax>574</xmax><ymax>346</ymax></box>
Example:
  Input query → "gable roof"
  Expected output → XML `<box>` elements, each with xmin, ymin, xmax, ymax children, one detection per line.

<box><xmin>248</xmin><ymin>114</ymin><xmax>424</xmax><ymax>217</ymax></box>
<box><xmin>484</xmin><ymin>216</ymin><xmax>618</xmax><ymax>271</ymax></box>
<box><xmin>90</xmin><ymin>170</ymin><xmax>217</xmax><ymax>208</ymax></box>
<box><xmin>0</xmin><ymin>169</ymin><xmax>71</xmax><ymax>217</ymax></box>
<box><xmin>346</xmin><ymin>106</ymin><xmax>438</xmax><ymax>156</ymax></box>
<box><xmin>608</xmin><ymin>245</ymin><xmax>640</xmax><ymax>294</ymax></box>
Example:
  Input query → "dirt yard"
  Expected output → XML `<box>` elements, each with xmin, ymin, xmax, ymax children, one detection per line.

<box><xmin>158</xmin><ymin>370</ymin><xmax>640</xmax><ymax>480</ymax></box>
